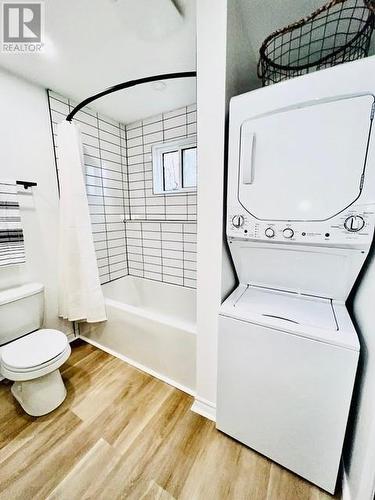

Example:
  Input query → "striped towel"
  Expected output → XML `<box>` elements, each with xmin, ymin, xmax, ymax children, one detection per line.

<box><xmin>0</xmin><ymin>181</ymin><xmax>25</xmax><ymax>266</ymax></box>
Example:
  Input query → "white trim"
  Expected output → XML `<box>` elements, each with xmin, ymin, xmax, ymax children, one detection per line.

<box><xmin>79</xmin><ymin>335</ymin><xmax>196</xmax><ymax>397</ymax></box>
<box><xmin>67</xmin><ymin>332</ymin><xmax>76</xmax><ymax>343</ymax></box>
<box><xmin>152</xmin><ymin>137</ymin><xmax>197</xmax><ymax>194</ymax></box>
<box><xmin>342</xmin><ymin>468</ymin><xmax>352</xmax><ymax>500</ymax></box>
<box><xmin>191</xmin><ymin>396</ymin><xmax>216</xmax><ymax>421</ymax></box>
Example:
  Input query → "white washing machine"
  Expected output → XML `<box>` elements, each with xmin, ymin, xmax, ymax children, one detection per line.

<box><xmin>217</xmin><ymin>57</ymin><xmax>375</xmax><ymax>494</ymax></box>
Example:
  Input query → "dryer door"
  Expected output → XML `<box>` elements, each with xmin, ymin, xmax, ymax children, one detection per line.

<box><xmin>238</xmin><ymin>94</ymin><xmax>374</xmax><ymax>221</ymax></box>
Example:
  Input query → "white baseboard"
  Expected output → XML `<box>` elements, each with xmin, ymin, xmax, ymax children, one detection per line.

<box><xmin>191</xmin><ymin>396</ymin><xmax>216</xmax><ymax>422</ymax></box>
<box><xmin>342</xmin><ymin>466</ymin><xmax>351</xmax><ymax>500</ymax></box>
<box><xmin>67</xmin><ymin>332</ymin><xmax>77</xmax><ymax>343</ymax></box>
<box><xmin>78</xmin><ymin>335</ymin><xmax>196</xmax><ymax>397</ymax></box>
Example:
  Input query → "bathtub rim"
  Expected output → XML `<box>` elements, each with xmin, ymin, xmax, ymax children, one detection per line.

<box><xmin>102</xmin><ymin>275</ymin><xmax>197</xmax><ymax>322</ymax></box>
<box><xmin>78</xmin><ymin>334</ymin><xmax>196</xmax><ymax>397</ymax></box>
<box><xmin>104</xmin><ymin>298</ymin><xmax>197</xmax><ymax>336</ymax></box>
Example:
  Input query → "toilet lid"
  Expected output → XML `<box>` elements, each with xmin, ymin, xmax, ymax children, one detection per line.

<box><xmin>1</xmin><ymin>329</ymin><xmax>68</xmax><ymax>370</ymax></box>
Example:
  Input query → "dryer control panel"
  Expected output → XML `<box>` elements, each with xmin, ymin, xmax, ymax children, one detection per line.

<box><xmin>227</xmin><ymin>205</ymin><xmax>375</xmax><ymax>247</ymax></box>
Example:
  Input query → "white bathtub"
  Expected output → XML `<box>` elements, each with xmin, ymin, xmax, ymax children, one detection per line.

<box><xmin>79</xmin><ymin>276</ymin><xmax>196</xmax><ymax>393</ymax></box>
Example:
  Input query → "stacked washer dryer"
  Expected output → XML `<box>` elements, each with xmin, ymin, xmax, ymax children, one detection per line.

<box><xmin>216</xmin><ymin>57</ymin><xmax>375</xmax><ymax>494</ymax></box>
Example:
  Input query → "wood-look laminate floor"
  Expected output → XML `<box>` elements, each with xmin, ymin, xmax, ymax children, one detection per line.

<box><xmin>0</xmin><ymin>340</ymin><xmax>339</xmax><ymax>500</ymax></box>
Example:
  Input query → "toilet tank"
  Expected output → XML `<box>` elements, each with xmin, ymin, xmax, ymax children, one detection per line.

<box><xmin>0</xmin><ymin>283</ymin><xmax>44</xmax><ymax>346</ymax></box>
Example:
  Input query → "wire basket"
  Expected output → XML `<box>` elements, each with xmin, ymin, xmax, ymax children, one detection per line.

<box><xmin>257</xmin><ymin>0</ymin><xmax>375</xmax><ymax>86</ymax></box>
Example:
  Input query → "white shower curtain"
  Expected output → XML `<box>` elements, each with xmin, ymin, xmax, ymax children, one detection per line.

<box><xmin>57</xmin><ymin>121</ymin><xmax>107</xmax><ymax>323</ymax></box>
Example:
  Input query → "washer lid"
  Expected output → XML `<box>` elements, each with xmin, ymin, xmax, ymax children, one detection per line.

<box><xmin>233</xmin><ymin>285</ymin><xmax>337</xmax><ymax>331</ymax></box>
<box><xmin>220</xmin><ymin>284</ymin><xmax>360</xmax><ymax>350</ymax></box>
<box><xmin>1</xmin><ymin>329</ymin><xmax>68</xmax><ymax>370</ymax></box>
<box><xmin>229</xmin><ymin>239</ymin><xmax>366</xmax><ymax>301</ymax></box>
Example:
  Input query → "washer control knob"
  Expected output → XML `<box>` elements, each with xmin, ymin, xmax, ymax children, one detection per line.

<box><xmin>344</xmin><ymin>215</ymin><xmax>365</xmax><ymax>232</ymax></box>
<box><xmin>232</xmin><ymin>215</ymin><xmax>244</xmax><ymax>228</ymax></box>
<box><xmin>283</xmin><ymin>228</ymin><xmax>294</xmax><ymax>239</ymax></box>
<box><xmin>265</xmin><ymin>227</ymin><xmax>275</xmax><ymax>238</ymax></box>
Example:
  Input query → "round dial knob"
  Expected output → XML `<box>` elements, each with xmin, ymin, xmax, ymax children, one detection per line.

<box><xmin>344</xmin><ymin>215</ymin><xmax>365</xmax><ymax>232</ymax></box>
<box><xmin>265</xmin><ymin>227</ymin><xmax>275</xmax><ymax>238</ymax></box>
<box><xmin>232</xmin><ymin>215</ymin><xmax>244</xmax><ymax>228</ymax></box>
<box><xmin>283</xmin><ymin>228</ymin><xmax>294</xmax><ymax>239</ymax></box>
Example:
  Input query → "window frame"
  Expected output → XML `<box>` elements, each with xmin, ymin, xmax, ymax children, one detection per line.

<box><xmin>152</xmin><ymin>137</ymin><xmax>197</xmax><ymax>195</ymax></box>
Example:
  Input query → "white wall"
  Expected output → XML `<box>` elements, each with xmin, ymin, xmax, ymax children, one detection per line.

<box><xmin>222</xmin><ymin>0</ymin><xmax>258</xmax><ymax>299</ymax></box>
<box><xmin>0</xmin><ymin>68</ymin><xmax>71</xmax><ymax>337</ymax></box>
<box><xmin>194</xmin><ymin>0</ymin><xmax>227</xmax><ymax>418</ymax></box>
<box><xmin>193</xmin><ymin>0</ymin><xmax>253</xmax><ymax>419</ymax></box>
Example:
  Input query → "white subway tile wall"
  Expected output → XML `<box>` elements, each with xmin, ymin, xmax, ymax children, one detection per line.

<box><xmin>126</xmin><ymin>104</ymin><xmax>197</xmax><ymax>221</ymax></box>
<box><xmin>48</xmin><ymin>91</ymin><xmax>197</xmax><ymax>289</ymax></box>
<box><xmin>126</xmin><ymin>221</ymin><xmax>197</xmax><ymax>288</ymax></box>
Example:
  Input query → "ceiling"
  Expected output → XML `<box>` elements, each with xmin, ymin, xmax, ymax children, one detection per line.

<box><xmin>1</xmin><ymin>0</ymin><xmax>374</xmax><ymax>123</ymax></box>
<box><xmin>0</xmin><ymin>0</ymin><xmax>197</xmax><ymax>123</ymax></box>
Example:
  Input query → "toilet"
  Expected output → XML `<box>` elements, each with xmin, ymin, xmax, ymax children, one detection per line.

<box><xmin>0</xmin><ymin>283</ymin><xmax>71</xmax><ymax>416</ymax></box>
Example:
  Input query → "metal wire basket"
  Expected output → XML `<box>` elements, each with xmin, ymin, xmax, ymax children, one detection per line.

<box><xmin>257</xmin><ymin>0</ymin><xmax>375</xmax><ymax>86</ymax></box>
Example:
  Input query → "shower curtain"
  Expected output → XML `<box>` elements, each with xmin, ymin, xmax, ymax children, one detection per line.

<box><xmin>57</xmin><ymin>121</ymin><xmax>107</xmax><ymax>323</ymax></box>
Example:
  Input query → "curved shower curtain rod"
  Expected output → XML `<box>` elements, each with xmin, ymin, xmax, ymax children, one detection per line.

<box><xmin>66</xmin><ymin>71</ymin><xmax>197</xmax><ymax>122</ymax></box>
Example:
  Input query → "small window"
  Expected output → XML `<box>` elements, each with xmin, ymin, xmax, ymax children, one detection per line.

<box><xmin>152</xmin><ymin>138</ymin><xmax>197</xmax><ymax>194</ymax></box>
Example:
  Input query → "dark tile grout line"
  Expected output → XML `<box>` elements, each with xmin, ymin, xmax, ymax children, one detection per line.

<box><xmin>120</xmin><ymin>123</ymin><xmax>130</xmax><ymax>277</ymax></box>
<box><xmin>46</xmin><ymin>90</ymin><xmax>61</xmax><ymax>196</ymax></box>
<box><xmin>124</xmin><ymin>124</ymin><xmax>132</xmax><ymax>222</ymax></box>
<box><xmin>141</xmin><ymin>120</ymin><xmax>147</xmax><ymax>222</ymax></box>
<box><xmin>97</xmin><ymin>112</ymin><xmax>111</xmax><ymax>281</ymax></box>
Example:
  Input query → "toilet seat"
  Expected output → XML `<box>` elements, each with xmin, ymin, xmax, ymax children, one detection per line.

<box><xmin>2</xmin><ymin>345</ymin><xmax>71</xmax><ymax>372</ymax></box>
<box><xmin>0</xmin><ymin>329</ymin><xmax>71</xmax><ymax>381</ymax></box>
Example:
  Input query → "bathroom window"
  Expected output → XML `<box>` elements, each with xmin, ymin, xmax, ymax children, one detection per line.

<box><xmin>152</xmin><ymin>138</ymin><xmax>197</xmax><ymax>194</ymax></box>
